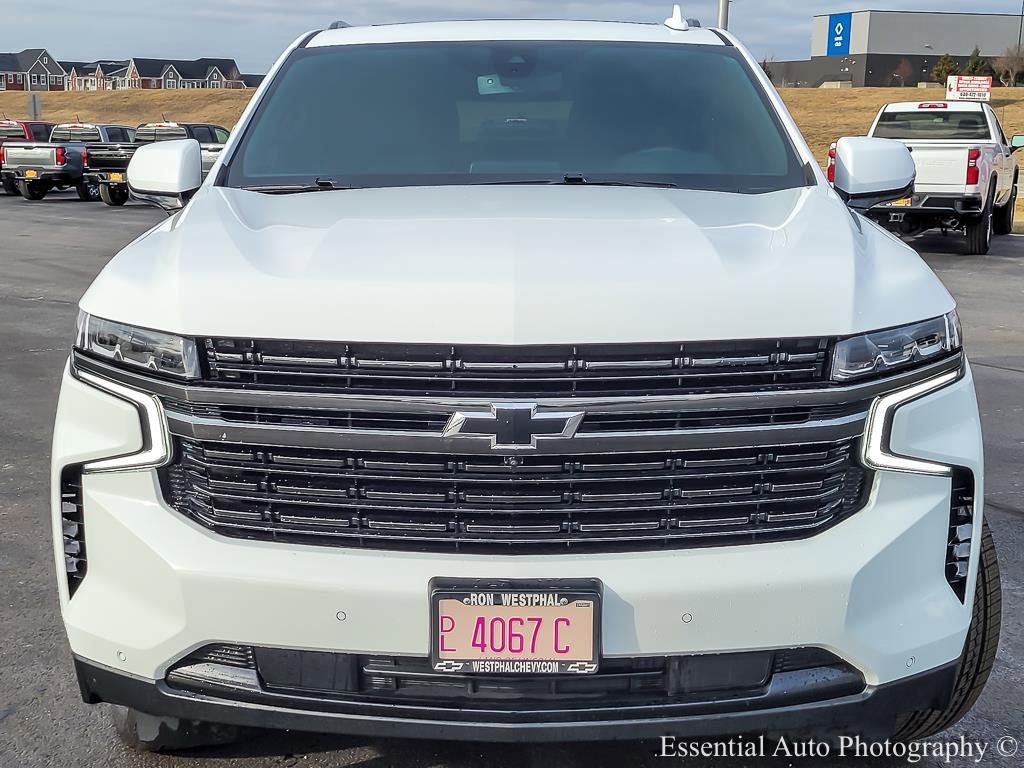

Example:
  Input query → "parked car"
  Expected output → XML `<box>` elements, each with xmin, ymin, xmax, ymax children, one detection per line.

<box><xmin>2</xmin><ymin>123</ymin><xmax>136</xmax><ymax>201</ymax></box>
<box><xmin>0</xmin><ymin>119</ymin><xmax>56</xmax><ymax>195</ymax></box>
<box><xmin>851</xmin><ymin>100</ymin><xmax>1019</xmax><ymax>254</ymax></box>
<box><xmin>55</xmin><ymin>15</ymin><xmax>998</xmax><ymax>753</ymax></box>
<box><xmin>88</xmin><ymin>122</ymin><xmax>230</xmax><ymax>206</ymax></box>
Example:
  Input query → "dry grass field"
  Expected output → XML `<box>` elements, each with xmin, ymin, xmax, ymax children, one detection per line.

<box><xmin>0</xmin><ymin>90</ymin><xmax>253</xmax><ymax>132</ymax></box>
<box><xmin>5</xmin><ymin>86</ymin><xmax>1024</xmax><ymax>223</ymax></box>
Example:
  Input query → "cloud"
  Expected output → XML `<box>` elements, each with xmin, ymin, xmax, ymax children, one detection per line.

<box><xmin>3</xmin><ymin>1</ymin><xmax>1024</xmax><ymax>71</ymax></box>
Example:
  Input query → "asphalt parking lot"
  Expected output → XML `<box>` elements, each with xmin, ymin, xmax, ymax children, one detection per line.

<box><xmin>0</xmin><ymin>191</ymin><xmax>1021</xmax><ymax>768</ymax></box>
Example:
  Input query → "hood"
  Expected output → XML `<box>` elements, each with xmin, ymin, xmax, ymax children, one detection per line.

<box><xmin>82</xmin><ymin>184</ymin><xmax>954</xmax><ymax>344</ymax></box>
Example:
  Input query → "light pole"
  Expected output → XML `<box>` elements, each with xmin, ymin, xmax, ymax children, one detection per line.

<box><xmin>1019</xmin><ymin>0</ymin><xmax>1024</xmax><ymax>52</ymax></box>
<box><xmin>718</xmin><ymin>0</ymin><xmax>730</xmax><ymax>30</ymax></box>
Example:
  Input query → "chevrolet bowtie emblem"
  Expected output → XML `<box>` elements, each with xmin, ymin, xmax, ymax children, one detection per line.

<box><xmin>442</xmin><ymin>403</ymin><xmax>584</xmax><ymax>450</ymax></box>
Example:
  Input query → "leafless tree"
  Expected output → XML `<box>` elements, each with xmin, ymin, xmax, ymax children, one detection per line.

<box><xmin>994</xmin><ymin>46</ymin><xmax>1024</xmax><ymax>87</ymax></box>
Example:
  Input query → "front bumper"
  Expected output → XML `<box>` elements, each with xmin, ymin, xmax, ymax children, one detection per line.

<box><xmin>84</xmin><ymin>171</ymin><xmax>127</xmax><ymax>186</ymax></box>
<box><xmin>869</xmin><ymin>194</ymin><xmax>985</xmax><ymax>220</ymax></box>
<box><xmin>11</xmin><ymin>169</ymin><xmax>76</xmax><ymax>184</ymax></box>
<box><xmin>51</xmin><ymin>361</ymin><xmax>985</xmax><ymax>738</ymax></box>
<box><xmin>74</xmin><ymin>655</ymin><xmax>958</xmax><ymax>742</ymax></box>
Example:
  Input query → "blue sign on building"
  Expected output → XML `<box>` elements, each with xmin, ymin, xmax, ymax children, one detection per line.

<box><xmin>827</xmin><ymin>12</ymin><xmax>852</xmax><ymax>57</ymax></box>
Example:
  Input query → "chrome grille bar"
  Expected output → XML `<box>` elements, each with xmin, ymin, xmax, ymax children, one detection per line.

<box><xmin>161</xmin><ymin>438</ymin><xmax>869</xmax><ymax>553</ymax></box>
<box><xmin>202</xmin><ymin>337</ymin><xmax>832</xmax><ymax>397</ymax></box>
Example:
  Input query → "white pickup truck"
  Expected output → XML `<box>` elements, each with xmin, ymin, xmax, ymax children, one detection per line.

<box><xmin>857</xmin><ymin>100</ymin><xmax>1022</xmax><ymax>254</ymax></box>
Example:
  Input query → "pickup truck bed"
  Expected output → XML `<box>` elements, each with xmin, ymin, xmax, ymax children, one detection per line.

<box><xmin>0</xmin><ymin>120</ymin><xmax>55</xmax><ymax>194</ymax></box>
<box><xmin>0</xmin><ymin>142</ymin><xmax>86</xmax><ymax>199</ymax></box>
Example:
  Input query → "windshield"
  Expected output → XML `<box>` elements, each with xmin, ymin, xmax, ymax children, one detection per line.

<box><xmin>225</xmin><ymin>41</ymin><xmax>807</xmax><ymax>193</ymax></box>
<box><xmin>136</xmin><ymin>126</ymin><xmax>188</xmax><ymax>143</ymax></box>
<box><xmin>874</xmin><ymin>110</ymin><xmax>991</xmax><ymax>141</ymax></box>
<box><xmin>51</xmin><ymin>127</ymin><xmax>103</xmax><ymax>142</ymax></box>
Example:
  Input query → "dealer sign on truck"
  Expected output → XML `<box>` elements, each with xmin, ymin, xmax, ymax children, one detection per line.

<box><xmin>946</xmin><ymin>75</ymin><xmax>992</xmax><ymax>102</ymax></box>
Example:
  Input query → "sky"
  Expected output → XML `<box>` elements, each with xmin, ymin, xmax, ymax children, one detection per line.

<box><xmin>3</xmin><ymin>1</ymin><xmax>1024</xmax><ymax>73</ymax></box>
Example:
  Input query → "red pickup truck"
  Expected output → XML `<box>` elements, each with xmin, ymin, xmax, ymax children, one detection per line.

<box><xmin>0</xmin><ymin>120</ymin><xmax>56</xmax><ymax>195</ymax></box>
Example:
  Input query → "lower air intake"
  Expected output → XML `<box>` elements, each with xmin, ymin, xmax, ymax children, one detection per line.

<box><xmin>61</xmin><ymin>468</ymin><xmax>87</xmax><ymax>597</ymax></box>
<box><xmin>166</xmin><ymin>643</ymin><xmax>863</xmax><ymax>713</ymax></box>
<box><xmin>946</xmin><ymin>469</ymin><xmax>975</xmax><ymax>602</ymax></box>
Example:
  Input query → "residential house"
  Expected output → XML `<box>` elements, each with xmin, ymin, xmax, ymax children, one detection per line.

<box><xmin>0</xmin><ymin>49</ymin><xmax>67</xmax><ymax>91</ymax></box>
<box><xmin>128</xmin><ymin>57</ymin><xmax>249</xmax><ymax>89</ymax></box>
<box><xmin>62</xmin><ymin>60</ymin><xmax>129</xmax><ymax>91</ymax></box>
<box><xmin>60</xmin><ymin>61</ymin><xmax>90</xmax><ymax>90</ymax></box>
<box><xmin>101</xmin><ymin>62</ymin><xmax>132</xmax><ymax>89</ymax></box>
<box><xmin>10</xmin><ymin>51</ymin><xmax>261</xmax><ymax>91</ymax></box>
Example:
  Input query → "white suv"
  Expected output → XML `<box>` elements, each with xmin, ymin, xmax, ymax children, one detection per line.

<box><xmin>53</xmin><ymin>13</ymin><xmax>999</xmax><ymax>752</ymax></box>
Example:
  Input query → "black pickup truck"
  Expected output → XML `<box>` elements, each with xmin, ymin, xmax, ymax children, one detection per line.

<box><xmin>87</xmin><ymin>122</ymin><xmax>230</xmax><ymax>206</ymax></box>
<box><xmin>84</xmin><ymin>142</ymin><xmax>137</xmax><ymax>206</ymax></box>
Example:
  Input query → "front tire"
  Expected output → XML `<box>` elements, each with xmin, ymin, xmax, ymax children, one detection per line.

<box><xmin>17</xmin><ymin>180</ymin><xmax>48</xmax><ymax>201</ymax></box>
<box><xmin>894</xmin><ymin>521</ymin><xmax>1002</xmax><ymax>741</ymax></box>
<box><xmin>993</xmin><ymin>182</ymin><xmax>1017</xmax><ymax>236</ymax></box>
<box><xmin>76</xmin><ymin>180</ymin><xmax>100</xmax><ymax>202</ymax></box>
<box><xmin>111</xmin><ymin>707</ymin><xmax>244</xmax><ymax>753</ymax></box>
<box><xmin>99</xmin><ymin>184</ymin><xmax>129</xmax><ymax>206</ymax></box>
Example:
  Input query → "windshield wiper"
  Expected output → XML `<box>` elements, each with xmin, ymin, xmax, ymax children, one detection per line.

<box><xmin>477</xmin><ymin>175</ymin><xmax>680</xmax><ymax>189</ymax></box>
<box><xmin>561</xmin><ymin>174</ymin><xmax>680</xmax><ymax>189</ymax></box>
<box><xmin>241</xmin><ymin>178</ymin><xmax>356</xmax><ymax>194</ymax></box>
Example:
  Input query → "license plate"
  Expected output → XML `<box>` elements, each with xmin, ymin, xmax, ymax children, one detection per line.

<box><xmin>430</xmin><ymin>579</ymin><xmax>601</xmax><ymax>675</ymax></box>
<box><xmin>886</xmin><ymin>197</ymin><xmax>912</xmax><ymax>207</ymax></box>
<box><xmin>25</xmin><ymin>170</ymin><xmax>37</xmax><ymax>178</ymax></box>
<box><xmin>110</xmin><ymin>173</ymin><xmax>124</xmax><ymax>182</ymax></box>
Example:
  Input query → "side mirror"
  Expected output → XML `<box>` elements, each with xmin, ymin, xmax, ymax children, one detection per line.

<box><xmin>1011</xmin><ymin>135</ymin><xmax>1024</xmax><ymax>152</ymax></box>
<box><xmin>832</xmin><ymin>136</ymin><xmax>915</xmax><ymax>212</ymax></box>
<box><xmin>127</xmin><ymin>139</ymin><xmax>202</xmax><ymax>212</ymax></box>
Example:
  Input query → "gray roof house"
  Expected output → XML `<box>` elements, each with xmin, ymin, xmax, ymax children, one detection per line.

<box><xmin>0</xmin><ymin>49</ymin><xmax>67</xmax><ymax>91</ymax></box>
<box><xmin>127</xmin><ymin>57</ymin><xmax>249</xmax><ymax>89</ymax></box>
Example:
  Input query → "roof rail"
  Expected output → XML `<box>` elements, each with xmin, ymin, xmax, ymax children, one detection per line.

<box><xmin>328</xmin><ymin>20</ymin><xmax>352</xmax><ymax>30</ymax></box>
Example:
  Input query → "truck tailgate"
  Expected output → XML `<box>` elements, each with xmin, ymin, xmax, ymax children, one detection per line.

<box><xmin>85</xmin><ymin>143</ymin><xmax>137</xmax><ymax>173</ymax></box>
<box><xmin>3</xmin><ymin>144</ymin><xmax>58</xmax><ymax>169</ymax></box>
<box><xmin>905</xmin><ymin>144</ymin><xmax>969</xmax><ymax>193</ymax></box>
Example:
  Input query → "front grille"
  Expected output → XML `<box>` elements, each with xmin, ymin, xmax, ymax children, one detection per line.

<box><xmin>163</xmin><ymin>399</ymin><xmax>862</xmax><ymax>436</ymax></box>
<box><xmin>161</xmin><ymin>438</ymin><xmax>869</xmax><ymax>553</ymax></box>
<box><xmin>200</xmin><ymin>338</ymin><xmax>832</xmax><ymax>397</ymax></box>
<box><xmin>60</xmin><ymin>468</ymin><xmax>87</xmax><ymax>597</ymax></box>
<box><xmin>163</xmin><ymin>399</ymin><xmax>451</xmax><ymax>433</ymax></box>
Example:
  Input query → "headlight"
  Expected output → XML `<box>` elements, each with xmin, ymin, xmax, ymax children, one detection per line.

<box><xmin>832</xmin><ymin>311</ymin><xmax>961</xmax><ymax>382</ymax></box>
<box><xmin>74</xmin><ymin>311</ymin><xmax>200</xmax><ymax>379</ymax></box>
